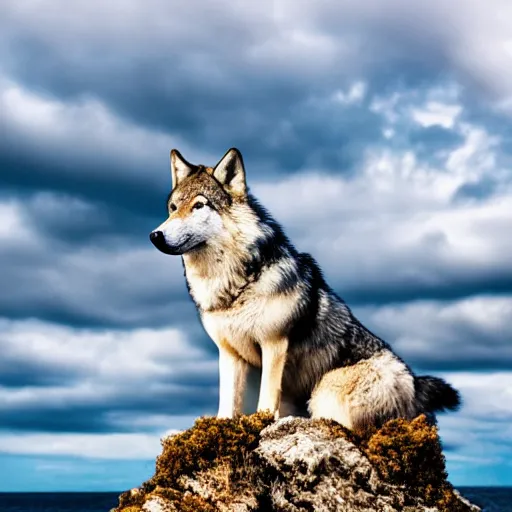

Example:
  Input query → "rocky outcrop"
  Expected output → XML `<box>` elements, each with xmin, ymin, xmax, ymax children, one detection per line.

<box><xmin>112</xmin><ymin>413</ymin><xmax>480</xmax><ymax>512</ymax></box>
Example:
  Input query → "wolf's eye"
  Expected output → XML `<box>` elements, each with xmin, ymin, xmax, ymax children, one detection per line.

<box><xmin>193</xmin><ymin>202</ymin><xmax>205</xmax><ymax>210</ymax></box>
<box><xmin>170</xmin><ymin>203</ymin><xmax>177</xmax><ymax>212</ymax></box>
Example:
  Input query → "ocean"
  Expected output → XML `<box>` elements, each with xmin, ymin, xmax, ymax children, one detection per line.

<box><xmin>0</xmin><ymin>488</ymin><xmax>510</xmax><ymax>511</ymax></box>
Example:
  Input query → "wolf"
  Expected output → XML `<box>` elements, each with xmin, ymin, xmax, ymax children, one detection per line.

<box><xmin>150</xmin><ymin>148</ymin><xmax>461</xmax><ymax>434</ymax></box>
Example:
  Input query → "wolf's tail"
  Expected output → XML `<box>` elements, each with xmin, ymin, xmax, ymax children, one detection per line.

<box><xmin>414</xmin><ymin>375</ymin><xmax>461</xmax><ymax>413</ymax></box>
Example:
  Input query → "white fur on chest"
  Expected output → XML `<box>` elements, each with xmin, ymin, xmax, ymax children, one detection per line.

<box><xmin>187</xmin><ymin>271</ymin><xmax>233</xmax><ymax>311</ymax></box>
<box><xmin>184</xmin><ymin>250</ymin><xmax>302</xmax><ymax>366</ymax></box>
<box><xmin>201</xmin><ymin>286</ymin><xmax>301</xmax><ymax>367</ymax></box>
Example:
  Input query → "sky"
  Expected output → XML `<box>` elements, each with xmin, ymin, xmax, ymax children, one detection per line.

<box><xmin>0</xmin><ymin>0</ymin><xmax>511</xmax><ymax>492</ymax></box>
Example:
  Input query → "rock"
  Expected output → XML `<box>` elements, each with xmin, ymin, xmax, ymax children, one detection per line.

<box><xmin>112</xmin><ymin>413</ymin><xmax>480</xmax><ymax>512</ymax></box>
<box><xmin>141</xmin><ymin>496</ymin><xmax>175</xmax><ymax>512</ymax></box>
<box><xmin>452</xmin><ymin>490</ymin><xmax>482</xmax><ymax>512</ymax></box>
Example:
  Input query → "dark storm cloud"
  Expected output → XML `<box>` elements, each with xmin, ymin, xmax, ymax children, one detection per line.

<box><xmin>0</xmin><ymin>192</ymin><xmax>198</xmax><ymax>327</ymax></box>
<box><xmin>0</xmin><ymin>358</ymin><xmax>81</xmax><ymax>388</ymax></box>
<box><xmin>0</xmin><ymin>27</ymin><xmax>346</xmax><ymax>173</ymax></box>
<box><xmin>0</xmin><ymin>244</ymin><xmax>195</xmax><ymax>329</ymax></box>
<box><xmin>0</xmin><ymin>105</ymin><xmax>372</xmax><ymax>224</ymax></box>
<box><xmin>1</xmin><ymin>174</ymin><xmax>512</xmax><ymax>332</ymax></box>
<box><xmin>1</xmin><ymin>0</ymin><xmax>511</xmax><ymax>200</ymax></box>
<box><xmin>339</xmin><ymin>271</ymin><xmax>512</xmax><ymax>307</ymax></box>
<box><xmin>412</xmin><ymin>354</ymin><xmax>512</xmax><ymax>374</ymax></box>
<box><xmin>0</xmin><ymin>0</ymin><xmax>508</xmax><ymax>328</ymax></box>
<box><xmin>0</xmin><ymin>126</ymin><xmax>170</xmax><ymax>220</ymax></box>
<box><xmin>0</xmin><ymin>190</ymin><xmax>159</xmax><ymax>246</ymax></box>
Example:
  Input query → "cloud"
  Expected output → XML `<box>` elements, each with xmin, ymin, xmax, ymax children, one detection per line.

<box><xmin>8</xmin><ymin>0</ymin><xmax>512</xmax><ymax>176</ymax></box>
<box><xmin>0</xmin><ymin>432</ymin><xmax>165</xmax><ymax>460</ymax></box>
<box><xmin>1</xmin><ymin>0</ymin><xmax>511</xmax><ymax>489</ymax></box>
<box><xmin>438</xmin><ymin>371</ymin><xmax>512</xmax><ymax>485</ymax></box>
<box><xmin>1</xmin><ymin>85</ymin><xmax>511</xmax><ymax>336</ymax></box>
<box><xmin>254</xmin><ymin>119</ymin><xmax>512</xmax><ymax>305</ymax></box>
<box><xmin>0</xmin><ymin>79</ymin><xmax>199</xmax><ymax>218</ymax></box>
<box><xmin>2</xmin><ymin>78</ymin><xmax>511</xmax><ymax>328</ymax></box>
<box><xmin>331</xmin><ymin>82</ymin><xmax>367</xmax><ymax>106</ymax></box>
<box><xmin>0</xmin><ymin>319</ymin><xmax>217</xmax><ymax>433</ymax></box>
<box><xmin>2</xmin><ymin>0</ymin><xmax>511</xmax><ymax>124</ymax></box>
<box><xmin>0</xmin><ymin>192</ymin><xmax>203</xmax><ymax>327</ymax></box>
<box><xmin>411</xmin><ymin>102</ymin><xmax>462</xmax><ymax>129</ymax></box>
<box><xmin>354</xmin><ymin>297</ymin><xmax>512</xmax><ymax>371</ymax></box>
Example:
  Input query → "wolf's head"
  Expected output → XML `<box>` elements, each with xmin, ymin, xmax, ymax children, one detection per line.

<box><xmin>150</xmin><ymin>148</ymin><xmax>248</xmax><ymax>255</ymax></box>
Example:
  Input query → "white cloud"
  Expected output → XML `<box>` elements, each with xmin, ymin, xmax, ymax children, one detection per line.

<box><xmin>371</xmin><ymin>84</ymin><xmax>463</xmax><ymax>133</ymax></box>
<box><xmin>0</xmin><ymin>318</ymin><xmax>209</xmax><ymax>459</ymax></box>
<box><xmin>383</xmin><ymin>127</ymin><xmax>395</xmax><ymax>139</ymax></box>
<box><xmin>0</xmin><ymin>415</ymin><xmax>190</xmax><ymax>459</ymax></box>
<box><xmin>370</xmin><ymin>92</ymin><xmax>403</xmax><ymax>124</ymax></box>
<box><xmin>0</xmin><ymin>201</ymin><xmax>32</xmax><ymax>243</ymax></box>
<box><xmin>0</xmin><ymin>319</ymin><xmax>207</xmax><ymax>383</ymax></box>
<box><xmin>332</xmin><ymin>81</ymin><xmax>367</xmax><ymax>105</ymax></box>
<box><xmin>446</xmin><ymin>124</ymin><xmax>499</xmax><ymax>179</ymax></box>
<box><xmin>447</xmin><ymin>3</ymin><xmax>512</xmax><ymax>109</ymax></box>
<box><xmin>0</xmin><ymin>432</ymin><xmax>162</xmax><ymax>459</ymax></box>
<box><xmin>3</xmin><ymin>82</ymin><xmax>508</xmax><ymax>327</ymax></box>
<box><xmin>355</xmin><ymin>296</ymin><xmax>512</xmax><ymax>368</ymax></box>
<box><xmin>411</xmin><ymin>102</ymin><xmax>462</xmax><ymax>129</ymax></box>
<box><xmin>1</xmin><ymin>0</ymin><xmax>512</xmax><ymax>112</ymax></box>
<box><xmin>0</xmin><ymin>318</ymin><xmax>217</xmax><ymax>425</ymax></box>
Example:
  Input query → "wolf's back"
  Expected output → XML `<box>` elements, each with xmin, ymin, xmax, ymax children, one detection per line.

<box><xmin>414</xmin><ymin>375</ymin><xmax>461</xmax><ymax>413</ymax></box>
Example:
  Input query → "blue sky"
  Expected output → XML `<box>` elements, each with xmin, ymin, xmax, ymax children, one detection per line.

<box><xmin>0</xmin><ymin>0</ymin><xmax>511</xmax><ymax>492</ymax></box>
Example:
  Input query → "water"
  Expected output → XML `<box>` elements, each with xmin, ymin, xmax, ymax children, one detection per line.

<box><xmin>459</xmin><ymin>487</ymin><xmax>512</xmax><ymax>512</ymax></box>
<box><xmin>0</xmin><ymin>488</ymin><xmax>510</xmax><ymax>511</ymax></box>
<box><xmin>0</xmin><ymin>493</ymin><xmax>119</xmax><ymax>512</ymax></box>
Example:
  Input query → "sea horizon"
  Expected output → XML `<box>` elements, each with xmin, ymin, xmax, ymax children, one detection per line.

<box><xmin>1</xmin><ymin>486</ymin><xmax>512</xmax><ymax>512</ymax></box>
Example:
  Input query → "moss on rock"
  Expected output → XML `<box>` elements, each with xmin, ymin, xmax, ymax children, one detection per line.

<box><xmin>365</xmin><ymin>414</ymin><xmax>470</xmax><ymax>511</ymax></box>
<box><xmin>113</xmin><ymin>413</ymin><xmax>479</xmax><ymax>512</ymax></box>
<box><xmin>115</xmin><ymin>412</ymin><xmax>273</xmax><ymax>511</ymax></box>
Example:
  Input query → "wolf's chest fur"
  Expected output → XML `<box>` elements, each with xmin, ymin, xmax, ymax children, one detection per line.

<box><xmin>183</xmin><ymin>256</ymin><xmax>302</xmax><ymax>368</ymax></box>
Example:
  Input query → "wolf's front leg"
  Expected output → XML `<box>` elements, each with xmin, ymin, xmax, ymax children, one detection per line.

<box><xmin>257</xmin><ymin>338</ymin><xmax>288</xmax><ymax>419</ymax></box>
<box><xmin>217</xmin><ymin>344</ymin><xmax>249</xmax><ymax>418</ymax></box>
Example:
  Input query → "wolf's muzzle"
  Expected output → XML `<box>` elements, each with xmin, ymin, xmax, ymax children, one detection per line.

<box><xmin>149</xmin><ymin>230</ymin><xmax>178</xmax><ymax>255</ymax></box>
<box><xmin>150</xmin><ymin>230</ymin><xmax>204</xmax><ymax>255</ymax></box>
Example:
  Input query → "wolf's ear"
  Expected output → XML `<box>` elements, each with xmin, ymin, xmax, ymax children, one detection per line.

<box><xmin>213</xmin><ymin>148</ymin><xmax>247</xmax><ymax>197</ymax></box>
<box><xmin>170</xmin><ymin>149</ymin><xmax>196</xmax><ymax>188</ymax></box>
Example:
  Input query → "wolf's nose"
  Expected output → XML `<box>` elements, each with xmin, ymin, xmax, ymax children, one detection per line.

<box><xmin>149</xmin><ymin>230</ymin><xmax>164</xmax><ymax>246</ymax></box>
